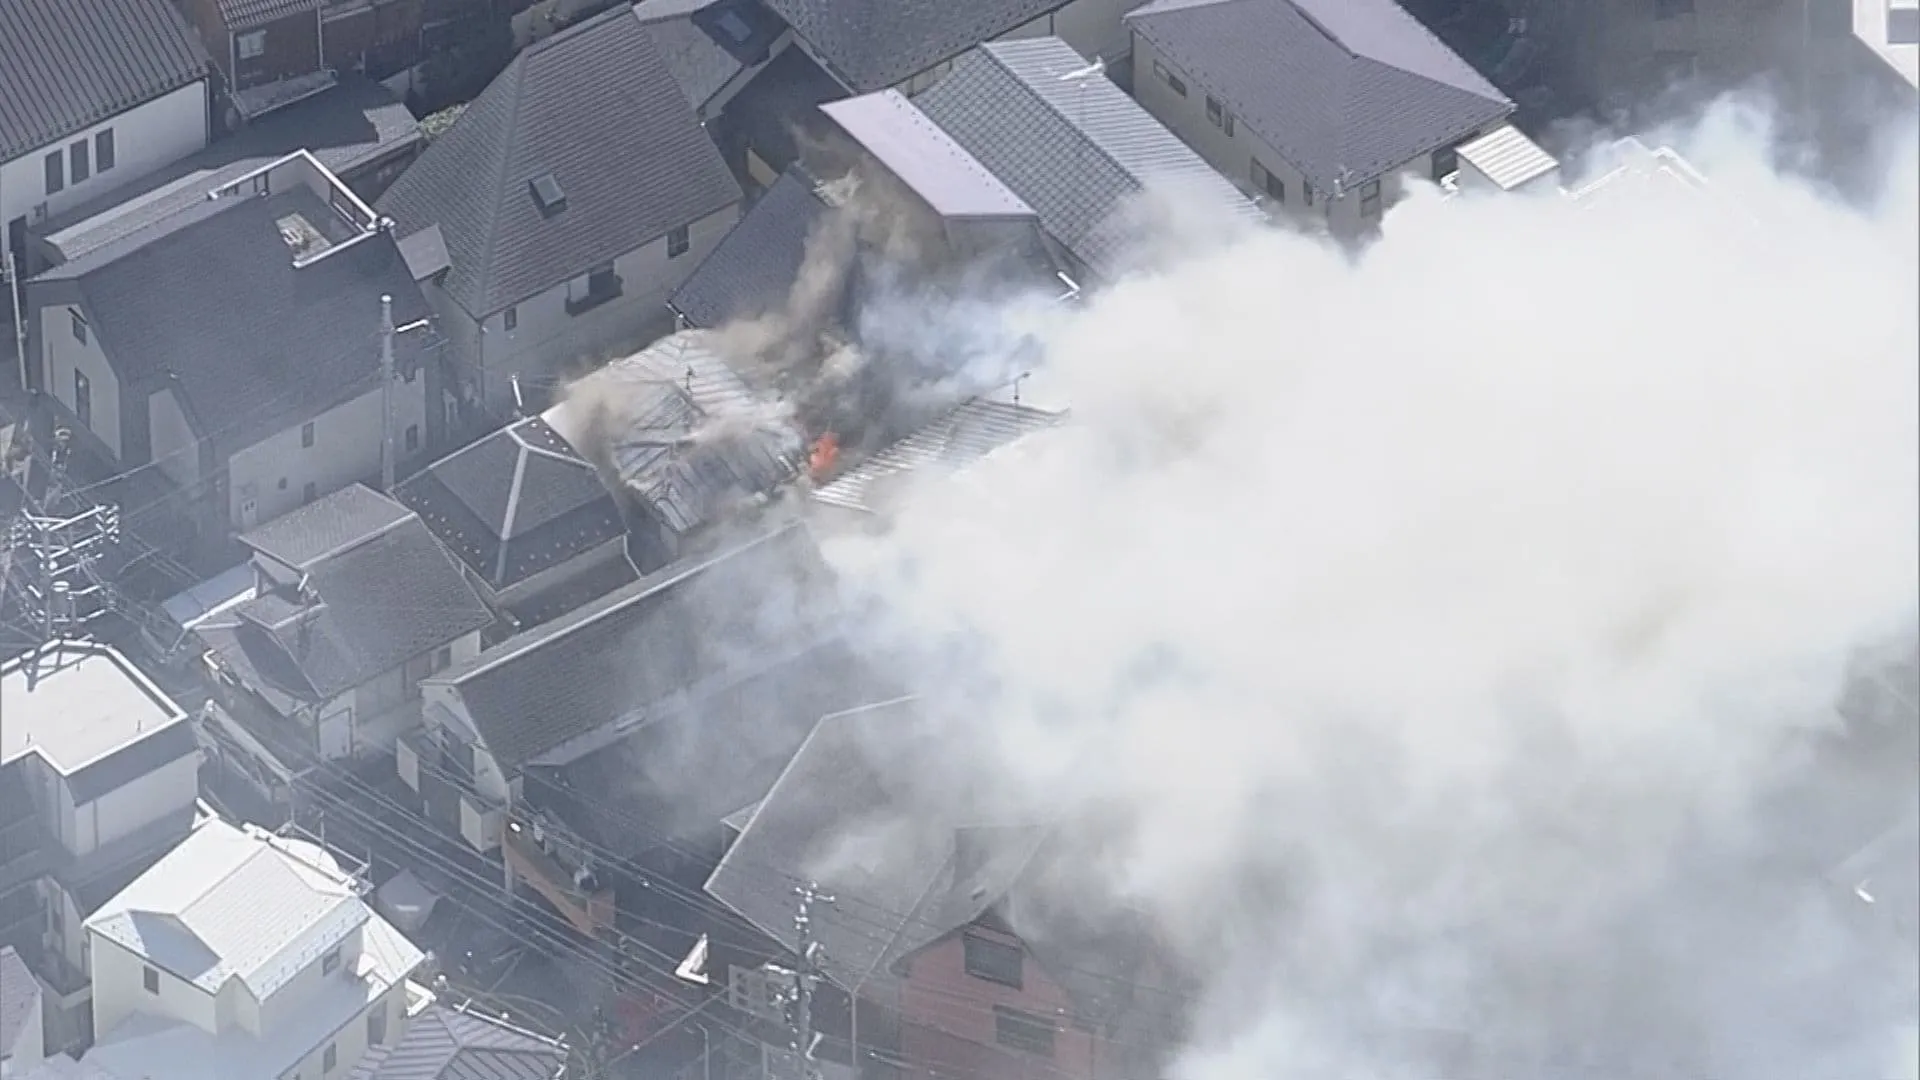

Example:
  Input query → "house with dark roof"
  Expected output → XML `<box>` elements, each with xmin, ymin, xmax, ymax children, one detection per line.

<box><xmin>0</xmin><ymin>0</ymin><xmax>212</xmax><ymax>267</ymax></box>
<box><xmin>176</xmin><ymin>0</ymin><xmax>339</xmax><ymax>124</ymax></box>
<box><xmin>1125</xmin><ymin>0</ymin><xmax>1515</xmax><ymax>236</ymax></box>
<box><xmin>395</xmin><ymin>413</ymin><xmax>635</xmax><ymax>626</ymax></box>
<box><xmin>376</xmin><ymin>5</ymin><xmax>745</xmax><ymax>419</ymax></box>
<box><xmin>0</xmin><ymin>641</ymin><xmax>203</xmax><ymax>1056</ymax></box>
<box><xmin>23</xmin><ymin>151</ymin><xmax>445</xmax><ymax>538</ymax></box>
<box><xmin>914</xmin><ymin>37</ymin><xmax>1260</xmax><ymax>285</ymax></box>
<box><xmin>350</xmin><ymin>1000</ymin><xmax>567</xmax><ymax>1080</ymax></box>
<box><xmin>31</xmin><ymin>78</ymin><xmax>424</xmax><ymax>271</ymax></box>
<box><xmin>705</xmin><ymin>699</ymin><xmax>1186</xmax><ymax>1080</ymax></box>
<box><xmin>195</xmin><ymin>484</ymin><xmax>495</xmax><ymax>792</ymax></box>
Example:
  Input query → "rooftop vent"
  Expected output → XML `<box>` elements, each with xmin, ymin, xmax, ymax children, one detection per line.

<box><xmin>275</xmin><ymin>212</ymin><xmax>334</xmax><ymax>259</ymax></box>
<box><xmin>529</xmin><ymin>173</ymin><xmax>567</xmax><ymax>214</ymax></box>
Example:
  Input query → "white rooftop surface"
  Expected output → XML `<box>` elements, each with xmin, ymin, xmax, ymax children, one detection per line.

<box><xmin>86</xmin><ymin>918</ymin><xmax>423</xmax><ymax>1080</ymax></box>
<box><xmin>84</xmin><ymin>818</ymin><xmax>412</xmax><ymax>1002</ymax></box>
<box><xmin>1856</xmin><ymin>0</ymin><xmax>1920</xmax><ymax>89</ymax></box>
<box><xmin>1565</xmin><ymin>138</ymin><xmax>1709</xmax><ymax>206</ymax></box>
<box><xmin>822</xmin><ymin>90</ymin><xmax>1036</xmax><ymax>219</ymax></box>
<box><xmin>1456</xmin><ymin>123</ymin><xmax>1560</xmax><ymax>191</ymax></box>
<box><xmin>0</xmin><ymin>644</ymin><xmax>185</xmax><ymax>776</ymax></box>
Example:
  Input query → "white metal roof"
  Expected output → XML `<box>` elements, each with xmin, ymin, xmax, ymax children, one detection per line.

<box><xmin>84</xmin><ymin>818</ymin><xmax>373</xmax><ymax>1000</ymax></box>
<box><xmin>1455</xmin><ymin>122</ymin><xmax>1559</xmax><ymax>191</ymax></box>
<box><xmin>821</xmin><ymin>90</ymin><xmax>1036</xmax><ymax>219</ymax></box>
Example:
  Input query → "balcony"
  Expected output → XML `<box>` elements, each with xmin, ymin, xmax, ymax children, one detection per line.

<box><xmin>501</xmin><ymin>815</ymin><xmax>615</xmax><ymax>938</ymax></box>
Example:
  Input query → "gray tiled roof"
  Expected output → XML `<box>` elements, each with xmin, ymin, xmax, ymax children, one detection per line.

<box><xmin>429</xmin><ymin>519</ymin><xmax>838</xmax><ymax>771</ymax></box>
<box><xmin>705</xmin><ymin>698</ymin><xmax>1049</xmax><ymax>991</ymax></box>
<box><xmin>915</xmin><ymin>38</ymin><xmax>1259</xmax><ymax>280</ymax></box>
<box><xmin>1126</xmin><ymin>0</ymin><xmax>1511</xmax><ymax>190</ymax></box>
<box><xmin>0</xmin><ymin>0</ymin><xmax>210</xmax><ymax>161</ymax></box>
<box><xmin>376</xmin><ymin>5</ymin><xmax>742</xmax><ymax>318</ymax></box>
<box><xmin>240</xmin><ymin>482</ymin><xmax>416</xmax><ymax>570</ymax></box>
<box><xmin>0</xmin><ymin>946</ymin><xmax>38</xmax><ymax>1061</ymax></box>
<box><xmin>353</xmin><ymin>1003</ymin><xmax>565</xmax><ymax>1080</ymax></box>
<box><xmin>670</xmin><ymin>167</ymin><xmax>834</xmax><ymax>328</ymax></box>
<box><xmin>41</xmin><ymin>78</ymin><xmax>422</xmax><ymax>265</ymax></box>
<box><xmin>213</xmin><ymin>492</ymin><xmax>494</xmax><ymax>702</ymax></box>
<box><xmin>32</xmin><ymin>189</ymin><xmax>434</xmax><ymax>457</ymax></box>
<box><xmin>761</xmin><ymin>0</ymin><xmax>1072</xmax><ymax>91</ymax></box>
<box><xmin>219</xmin><ymin>0</ymin><xmax>322</xmax><ymax>31</ymax></box>
<box><xmin>396</xmin><ymin>417</ymin><xmax>628</xmax><ymax>592</ymax></box>
<box><xmin>636</xmin><ymin>0</ymin><xmax>785</xmax><ymax>112</ymax></box>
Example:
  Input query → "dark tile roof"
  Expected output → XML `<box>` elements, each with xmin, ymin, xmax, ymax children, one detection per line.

<box><xmin>376</xmin><ymin>4</ymin><xmax>742</xmax><ymax>318</ymax></box>
<box><xmin>41</xmin><ymin>78</ymin><xmax>424</xmax><ymax>264</ymax></box>
<box><xmin>914</xmin><ymin>38</ymin><xmax>1260</xmax><ymax>280</ymax></box>
<box><xmin>353</xmin><ymin>1002</ymin><xmax>566</xmax><ymax>1080</ymax></box>
<box><xmin>760</xmin><ymin>0</ymin><xmax>1072</xmax><ymax>92</ymax></box>
<box><xmin>429</xmin><ymin>519</ymin><xmax>839</xmax><ymax>771</ymax></box>
<box><xmin>32</xmin><ymin>187</ymin><xmax>435</xmax><ymax>457</ymax></box>
<box><xmin>0</xmin><ymin>946</ymin><xmax>37</xmax><ymax>1060</ymax></box>
<box><xmin>210</xmin><ymin>490</ymin><xmax>494</xmax><ymax>702</ymax></box>
<box><xmin>704</xmin><ymin>698</ymin><xmax>1048</xmax><ymax>991</ymax></box>
<box><xmin>395</xmin><ymin>418</ymin><xmax>627</xmax><ymax>593</ymax></box>
<box><xmin>710</xmin><ymin>43</ymin><xmax>846</xmax><ymax>174</ymax></box>
<box><xmin>0</xmin><ymin>0</ymin><xmax>210</xmax><ymax>161</ymax></box>
<box><xmin>220</xmin><ymin>0</ymin><xmax>323</xmax><ymax>30</ymax></box>
<box><xmin>240</xmin><ymin>482</ymin><xmax>417</xmax><ymax>569</ymax></box>
<box><xmin>670</xmin><ymin>166</ymin><xmax>833</xmax><ymax>328</ymax></box>
<box><xmin>1126</xmin><ymin>0</ymin><xmax>1512</xmax><ymax>190</ymax></box>
<box><xmin>635</xmin><ymin>0</ymin><xmax>784</xmax><ymax>112</ymax></box>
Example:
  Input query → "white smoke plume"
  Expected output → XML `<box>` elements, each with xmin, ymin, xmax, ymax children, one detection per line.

<box><xmin>819</xmin><ymin>95</ymin><xmax>1920</xmax><ymax>1080</ymax></box>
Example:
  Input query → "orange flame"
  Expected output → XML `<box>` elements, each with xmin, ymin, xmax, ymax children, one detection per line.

<box><xmin>808</xmin><ymin>432</ymin><xmax>841</xmax><ymax>481</ymax></box>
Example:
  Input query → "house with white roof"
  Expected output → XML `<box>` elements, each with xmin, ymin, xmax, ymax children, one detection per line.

<box><xmin>80</xmin><ymin>816</ymin><xmax>430</xmax><ymax>1080</ymax></box>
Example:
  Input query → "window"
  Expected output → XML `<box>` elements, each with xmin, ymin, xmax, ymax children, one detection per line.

<box><xmin>44</xmin><ymin>151</ymin><xmax>63</xmax><ymax>195</ymax></box>
<box><xmin>322</xmin><ymin>948</ymin><xmax>341</xmax><ymax>975</ymax></box>
<box><xmin>322</xmin><ymin>1042</ymin><xmax>337</xmax><ymax>1072</ymax></box>
<box><xmin>367</xmin><ymin>1004</ymin><xmax>388</xmax><ymax>1046</ymax></box>
<box><xmin>1431</xmin><ymin>145</ymin><xmax>1458</xmax><ymax>181</ymax></box>
<box><xmin>238</xmin><ymin>30</ymin><xmax>266</xmax><ymax>59</ymax></box>
<box><xmin>1205</xmin><ymin>96</ymin><xmax>1234</xmax><ymax>136</ymax></box>
<box><xmin>304</xmin><ymin>481</ymin><xmax>318</xmax><ymax>503</ymax></box>
<box><xmin>73</xmin><ymin>370</ymin><xmax>91</xmax><ymax>429</ymax></box>
<box><xmin>431</xmin><ymin>645</ymin><xmax>452</xmax><ymax>671</ymax></box>
<box><xmin>667</xmin><ymin>226</ymin><xmax>690</xmax><ymax>258</ymax></box>
<box><xmin>95</xmin><ymin>130</ymin><xmax>115</xmax><ymax>172</ymax></box>
<box><xmin>993</xmin><ymin>1006</ymin><xmax>1055</xmax><ymax>1057</ymax></box>
<box><xmin>961</xmin><ymin>932</ymin><xmax>1023</xmax><ymax>988</ymax></box>
<box><xmin>566</xmin><ymin>261</ymin><xmax>622</xmax><ymax>314</ymax></box>
<box><xmin>278</xmin><ymin>477</ymin><xmax>288</xmax><ymax>491</ymax></box>
<box><xmin>301</xmin><ymin>421</ymin><xmax>315</xmax><ymax>448</ymax></box>
<box><xmin>502</xmin><ymin>305</ymin><xmax>517</xmax><ymax>332</ymax></box>
<box><xmin>1891</xmin><ymin>7</ymin><xmax>1920</xmax><ymax>43</ymax></box>
<box><xmin>1360</xmin><ymin>179</ymin><xmax>1382</xmax><ymax>219</ymax></box>
<box><xmin>142</xmin><ymin>965</ymin><xmax>160</xmax><ymax>994</ymax></box>
<box><xmin>405</xmin><ymin>424</ymin><xmax>419</xmax><ymax>452</ymax></box>
<box><xmin>70</xmin><ymin>140</ymin><xmax>90</xmax><ymax>184</ymax></box>
<box><xmin>70</xmin><ymin>308</ymin><xmax>87</xmax><ymax>345</ymax></box>
<box><xmin>1653</xmin><ymin>0</ymin><xmax>1693</xmax><ymax>16</ymax></box>
<box><xmin>1150</xmin><ymin>59</ymin><xmax>1187</xmax><ymax>96</ymax></box>
<box><xmin>1251</xmin><ymin>160</ymin><xmax>1284</xmax><ymax>203</ymax></box>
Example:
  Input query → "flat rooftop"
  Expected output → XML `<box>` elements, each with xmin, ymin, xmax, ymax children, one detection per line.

<box><xmin>1</xmin><ymin>642</ymin><xmax>187</xmax><ymax>777</ymax></box>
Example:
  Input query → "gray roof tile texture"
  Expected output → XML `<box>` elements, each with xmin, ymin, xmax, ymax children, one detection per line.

<box><xmin>0</xmin><ymin>0</ymin><xmax>210</xmax><ymax>160</ymax></box>
<box><xmin>915</xmin><ymin>37</ymin><xmax>1258</xmax><ymax>280</ymax></box>
<box><xmin>762</xmin><ymin>0</ymin><xmax>1071</xmax><ymax>91</ymax></box>
<box><xmin>670</xmin><ymin>166</ymin><xmax>832</xmax><ymax>328</ymax></box>
<box><xmin>376</xmin><ymin>4</ymin><xmax>742</xmax><ymax>318</ymax></box>
<box><xmin>1127</xmin><ymin>0</ymin><xmax>1511</xmax><ymax>190</ymax></box>
<box><xmin>219</xmin><ymin>0</ymin><xmax>322</xmax><ymax>30</ymax></box>
<box><xmin>353</xmin><ymin>1003</ymin><xmax>564</xmax><ymax>1080</ymax></box>
<box><xmin>33</xmin><ymin>190</ymin><xmax>434</xmax><ymax>457</ymax></box>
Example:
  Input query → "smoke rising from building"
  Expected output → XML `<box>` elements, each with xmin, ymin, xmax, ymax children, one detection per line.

<box><xmin>816</xmin><ymin>97</ymin><xmax>1920</xmax><ymax>1080</ymax></box>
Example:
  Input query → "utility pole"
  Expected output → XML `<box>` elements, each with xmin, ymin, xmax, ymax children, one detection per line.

<box><xmin>2</xmin><ymin>247</ymin><xmax>27</xmax><ymax>394</ymax></box>
<box><xmin>791</xmin><ymin>882</ymin><xmax>832</xmax><ymax>1080</ymax></box>
<box><xmin>379</xmin><ymin>293</ymin><xmax>396</xmax><ymax>491</ymax></box>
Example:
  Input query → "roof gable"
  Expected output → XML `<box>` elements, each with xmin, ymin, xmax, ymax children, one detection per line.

<box><xmin>0</xmin><ymin>0</ymin><xmax>209</xmax><ymax>161</ymax></box>
<box><xmin>1127</xmin><ymin>0</ymin><xmax>1511</xmax><ymax>189</ymax></box>
<box><xmin>376</xmin><ymin>5</ymin><xmax>743</xmax><ymax>317</ymax></box>
<box><xmin>761</xmin><ymin>0</ymin><xmax>1072</xmax><ymax>91</ymax></box>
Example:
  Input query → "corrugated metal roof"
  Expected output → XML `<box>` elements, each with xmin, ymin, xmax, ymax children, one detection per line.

<box><xmin>218</xmin><ymin>0</ymin><xmax>322</xmax><ymax>30</ymax></box>
<box><xmin>822</xmin><ymin>90</ymin><xmax>1034</xmax><ymax>219</ymax></box>
<box><xmin>813</xmin><ymin>397</ymin><xmax>1065</xmax><ymax>514</ymax></box>
<box><xmin>1455</xmin><ymin>122</ymin><xmax>1558</xmax><ymax>191</ymax></box>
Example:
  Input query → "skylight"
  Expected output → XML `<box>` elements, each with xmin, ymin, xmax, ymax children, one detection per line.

<box><xmin>529</xmin><ymin>173</ymin><xmax>567</xmax><ymax>214</ymax></box>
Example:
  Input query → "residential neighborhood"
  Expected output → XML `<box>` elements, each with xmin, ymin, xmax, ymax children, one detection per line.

<box><xmin>0</xmin><ymin>0</ymin><xmax>1914</xmax><ymax>1078</ymax></box>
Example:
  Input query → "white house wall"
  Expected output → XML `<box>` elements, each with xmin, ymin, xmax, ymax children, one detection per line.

<box><xmin>474</xmin><ymin>204</ymin><xmax>738</xmax><ymax>412</ymax></box>
<box><xmin>88</xmin><ymin>930</ymin><xmax>217</xmax><ymax>1040</ymax></box>
<box><xmin>39</xmin><ymin>302</ymin><xmax>122</xmax><ymax>458</ymax></box>
<box><xmin>227</xmin><ymin>376</ymin><xmax>428</xmax><ymax>529</ymax></box>
<box><xmin>64</xmin><ymin>751</ymin><xmax>199</xmax><ymax>859</ymax></box>
<box><xmin>0</xmin><ymin>81</ymin><xmax>209</xmax><ymax>233</ymax></box>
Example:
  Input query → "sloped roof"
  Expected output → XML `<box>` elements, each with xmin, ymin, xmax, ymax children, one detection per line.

<box><xmin>376</xmin><ymin>4</ymin><xmax>742</xmax><ymax>318</ymax></box>
<box><xmin>635</xmin><ymin>0</ymin><xmax>785</xmax><ymax>113</ymax></box>
<box><xmin>0</xmin><ymin>946</ymin><xmax>39</xmax><ymax>1061</ymax></box>
<box><xmin>352</xmin><ymin>1003</ymin><xmax>566</xmax><ymax>1080</ymax></box>
<box><xmin>1126</xmin><ymin>0</ymin><xmax>1511</xmax><ymax>190</ymax></box>
<box><xmin>761</xmin><ymin>0</ymin><xmax>1073</xmax><ymax>91</ymax></box>
<box><xmin>31</xmin><ymin>190</ymin><xmax>433</xmax><ymax>457</ymax></box>
<box><xmin>240</xmin><ymin>482</ymin><xmax>415</xmax><ymax>570</ymax></box>
<box><xmin>705</xmin><ymin>698</ymin><xmax>1048</xmax><ymax>992</ymax></box>
<box><xmin>669</xmin><ymin>166</ymin><xmax>835</xmax><ymax>329</ymax></box>
<box><xmin>915</xmin><ymin>37</ymin><xmax>1260</xmax><ymax>279</ymax></box>
<box><xmin>427</xmin><ymin>519</ymin><xmax>839</xmax><ymax>771</ymax></box>
<box><xmin>812</xmin><ymin>397</ymin><xmax>1067</xmax><ymax>515</ymax></box>
<box><xmin>0</xmin><ymin>0</ymin><xmax>209</xmax><ymax>161</ymax></box>
<box><xmin>86</xmin><ymin>819</ymin><xmax>369</xmax><ymax>999</ymax></box>
<box><xmin>396</xmin><ymin>418</ymin><xmax>627</xmax><ymax>593</ymax></box>
<box><xmin>219</xmin><ymin>0</ymin><xmax>322</xmax><ymax>30</ymax></box>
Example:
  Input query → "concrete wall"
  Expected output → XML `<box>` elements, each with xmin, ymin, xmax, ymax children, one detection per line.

<box><xmin>224</xmin><ymin>375</ymin><xmax>428</xmax><ymax>529</ymax></box>
<box><xmin>0</xmin><ymin>82</ymin><xmax>209</xmax><ymax>234</ymax></box>
<box><xmin>39</xmin><ymin>301</ymin><xmax>122</xmax><ymax>457</ymax></box>
<box><xmin>466</xmin><ymin>204</ymin><xmax>739</xmax><ymax>414</ymax></box>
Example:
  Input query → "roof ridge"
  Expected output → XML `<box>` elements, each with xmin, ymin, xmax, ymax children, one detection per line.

<box><xmin>470</xmin><ymin>52</ymin><xmax>531</xmax><ymax>319</ymax></box>
<box><xmin>979</xmin><ymin>42</ymin><xmax>1144</xmax><ymax>204</ymax></box>
<box><xmin>494</xmin><ymin>443</ymin><xmax>530</xmax><ymax>581</ymax></box>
